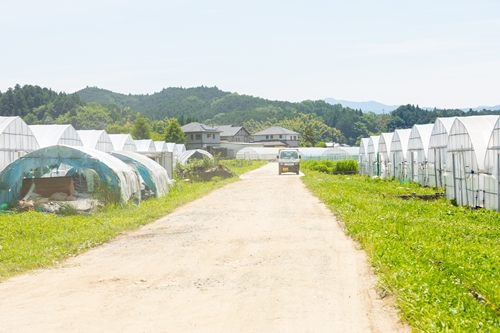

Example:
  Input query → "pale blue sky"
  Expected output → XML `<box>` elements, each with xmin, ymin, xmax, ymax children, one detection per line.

<box><xmin>1</xmin><ymin>0</ymin><xmax>499</xmax><ymax>109</ymax></box>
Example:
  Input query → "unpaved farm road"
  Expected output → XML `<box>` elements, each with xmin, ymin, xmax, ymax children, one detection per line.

<box><xmin>0</xmin><ymin>163</ymin><xmax>409</xmax><ymax>333</ymax></box>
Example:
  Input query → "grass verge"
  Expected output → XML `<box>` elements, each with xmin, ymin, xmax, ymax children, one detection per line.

<box><xmin>301</xmin><ymin>164</ymin><xmax>500</xmax><ymax>332</ymax></box>
<box><xmin>0</xmin><ymin>160</ymin><xmax>266</xmax><ymax>280</ymax></box>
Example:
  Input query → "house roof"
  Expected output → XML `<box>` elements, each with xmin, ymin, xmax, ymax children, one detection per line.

<box><xmin>215</xmin><ymin>125</ymin><xmax>248</xmax><ymax>137</ymax></box>
<box><xmin>181</xmin><ymin>122</ymin><xmax>221</xmax><ymax>133</ymax></box>
<box><xmin>253</xmin><ymin>126</ymin><xmax>299</xmax><ymax>136</ymax></box>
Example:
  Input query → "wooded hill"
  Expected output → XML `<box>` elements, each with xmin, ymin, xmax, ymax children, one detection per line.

<box><xmin>1</xmin><ymin>84</ymin><xmax>500</xmax><ymax>146</ymax></box>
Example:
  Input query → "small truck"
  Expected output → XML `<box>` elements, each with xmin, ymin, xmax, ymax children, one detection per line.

<box><xmin>277</xmin><ymin>148</ymin><xmax>301</xmax><ymax>175</ymax></box>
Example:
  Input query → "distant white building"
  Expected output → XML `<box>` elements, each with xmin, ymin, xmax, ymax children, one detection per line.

<box><xmin>181</xmin><ymin>122</ymin><xmax>221</xmax><ymax>150</ymax></box>
<box><xmin>252</xmin><ymin>126</ymin><xmax>300</xmax><ymax>147</ymax></box>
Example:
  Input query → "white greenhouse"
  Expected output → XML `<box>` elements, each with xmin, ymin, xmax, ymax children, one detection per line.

<box><xmin>175</xmin><ymin>144</ymin><xmax>186</xmax><ymax>156</ymax></box>
<box><xmin>390</xmin><ymin>129</ymin><xmax>412</xmax><ymax>181</ymax></box>
<box><xmin>77</xmin><ymin>130</ymin><xmax>114</xmax><ymax>153</ymax></box>
<box><xmin>407</xmin><ymin>124</ymin><xmax>434</xmax><ymax>185</ymax></box>
<box><xmin>322</xmin><ymin>147</ymin><xmax>359</xmax><ymax>160</ymax></box>
<box><xmin>428</xmin><ymin>117</ymin><xmax>456</xmax><ymax>188</ymax></box>
<box><xmin>367</xmin><ymin>136</ymin><xmax>380</xmax><ymax>177</ymax></box>
<box><xmin>154</xmin><ymin>141</ymin><xmax>169</xmax><ymax>152</ymax></box>
<box><xmin>29</xmin><ymin>124</ymin><xmax>83</xmax><ymax>148</ymax></box>
<box><xmin>0</xmin><ymin>116</ymin><xmax>40</xmax><ymax>172</ymax></box>
<box><xmin>236</xmin><ymin>147</ymin><xmax>280</xmax><ymax>161</ymax></box>
<box><xmin>377</xmin><ymin>133</ymin><xmax>394</xmax><ymax>179</ymax></box>
<box><xmin>134</xmin><ymin>139</ymin><xmax>156</xmax><ymax>152</ymax></box>
<box><xmin>297</xmin><ymin>148</ymin><xmax>328</xmax><ymax>160</ymax></box>
<box><xmin>178</xmin><ymin>149</ymin><xmax>214</xmax><ymax>166</ymax></box>
<box><xmin>108</xmin><ymin>134</ymin><xmax>137</xmax><ymax>151</ymax></box>
<box><xmin>358</xmin><ymin>138</ymin><xmax>369</xmax><ymax>175</ymax></box>
<box><xmin>484</xmin><ymin>117</ymin><xmax>500</xmax><ymax>211</ymax></box>
<box><xmin>444</xmin><ymin>115</ymin><xmax>499</xmax><ymax>208</ymax></box>
<box><xmin>109</xmin><ymin>150</ymin><xmax>170</xmax><ymax>198</ymax></box>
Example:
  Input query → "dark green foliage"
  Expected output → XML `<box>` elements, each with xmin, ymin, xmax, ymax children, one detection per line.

<box><xmin>131</xmin><ymin>113</ymin><xmax>151</xmax><ymax>139</ymax></box>
<box><xmin>303</xmin><ymin>159</ymin><xmax>358</xmax><ymax>174</ymax></box>
<box><xmin>164</xmin><ymin>118</ymin><xmax>186</xmax><ymax>144</ymax></box>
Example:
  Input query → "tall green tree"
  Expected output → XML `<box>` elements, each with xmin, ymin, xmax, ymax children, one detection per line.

<box><xmin>164</xmin><ymin>118</ymin><xmax>186</xmax><ymax>144</ymax></box>
<box><xmin>131</xmin><ymin>113</ymin><xmax>151</xmax><ymax>139</ymax></box>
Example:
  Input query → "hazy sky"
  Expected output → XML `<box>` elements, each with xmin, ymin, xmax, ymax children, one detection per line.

<box><xmin>1</xmin><ymin>0</ymin><xmax>499</xmax><ymax>109</ymax></box>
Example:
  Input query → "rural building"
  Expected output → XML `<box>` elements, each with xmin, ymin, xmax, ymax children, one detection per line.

<box><xmin>215</xmin><ymin>125</ymin><xmax>251</xmax><ymax>143</ymax></box>
<box><xmin>252</xmin><ymin>126</ymin><xmax>300</xmax><ymax>147</ymax></box>
<box><xmin>181</xmin><ymin>122</ymin><xmax>221</xmax><ymax>150</ymax></box>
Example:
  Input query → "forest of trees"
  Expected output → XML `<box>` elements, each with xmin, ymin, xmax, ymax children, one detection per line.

<box><xmin>1</xmin><ymin>84</ymin><xmax>500</xmax><ymax>146</ymax></box>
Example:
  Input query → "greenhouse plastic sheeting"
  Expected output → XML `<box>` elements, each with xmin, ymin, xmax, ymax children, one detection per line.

<box><xmin>109</xmin><ymin>134</ymin><xmax>137</xmax><ymax>151</ymax></box>
<box><xmin>378</xmin><ymin>133</ymin><xmax>394</xmax><ymax>179</ymax></box>
<box><xmin>134</xmin><ymin>139</ymin><xmax>156</xmax><ymax>152</ymax></box>
<box><xmin>29</xmin><ymin>124</ymin><xmax>83</xmax><ymax>147</ymax></box>
<box><xmin>0</xmin><ymin>145</ymin><xmax>141</xmax><ymax>205</ymax></box>
<box><xmin>236</xmin><ymin>147</ymin><xmax>279</xmax><ymax>160</ymax></box>
<box><xmin>109</xmin><ymin>151</ymin><xmax>170</xmax><ymax>198</ymax></box>
<box><xmin>367</xmin><ymin>136</ymin><xmax>380</xmax><ymax>176</ymax></box>
<box><xmin>178</xmin><ymin>149</ymin><xmax>214</xmax><ymax>165</ymax></box>
<box><xmin>77</xmin><ymin>130</ymin><xmax>114</xmax><ymax>153</ymax></box>
<box><xmin>428</xmin><ymin>117</ymin><xmax>456</xmax><ymax>188</ymax></box>
<box><xmin>358</xmin><ymin>138</ymin><xmax>370</xmax><ymax>175</ymax></box>
<box><xmin>0</xmin><ymin>116</ymin><xmax>40</xmax><ymax>172</ymax></box>
<box><xmin>407</xmin><ymin>124</ymin><xmax>433</xmax><ymax>185</ymax></box>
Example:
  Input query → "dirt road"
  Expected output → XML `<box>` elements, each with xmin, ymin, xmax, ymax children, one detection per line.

<box><xmin>0</xmin><ymin>163</ymin><xmax>409</xmax><ymax>332</ymax></box>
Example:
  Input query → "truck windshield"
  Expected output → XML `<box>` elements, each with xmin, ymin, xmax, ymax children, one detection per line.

<box><xmin>280</xmin><ymin>151</ymin><xmax>298</xmax><ymax>159</ymax></box>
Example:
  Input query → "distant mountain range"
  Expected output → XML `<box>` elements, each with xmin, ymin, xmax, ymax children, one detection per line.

<box><xmin>324</xmin><ymin>98</ymin><xmax>500</xmax><ymax>114</ymax></box>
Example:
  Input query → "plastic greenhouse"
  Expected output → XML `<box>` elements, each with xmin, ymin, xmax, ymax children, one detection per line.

<box><xmin>0</xmin><ymin>145</ymin><xmax>141</xmax><ymax>205</ymax></box>
<box><xmin>236</xmin><ymin>147</ymin><xmax>279</xmax><ymax>161</ymax></box>
<box><xmin>377</xmin><ymin>133</ymin><xmax>394</xmax><ymax>179</ymax></box>
<box><xmin>484</xmin><ymin>117</ymin><xmax>500</xmax><ymax>211</ymax></box>
<box><xmin>108</xmin><ymin>134</ymin><xmax>137</xmax><ymax>151</ymax></box>
<box><xmin>358</xmin><ymin>138</ymin><xmax>369</xmax><ymax>175</ymax></box>
<box><xmin>444</xmin><ymin>115</ymin><xmax>499</xmax><ymax>208</ymax></box>
<box><xmin>321</xmin><ymin>147</ymin><xmax>359</xmax><ymax>160</ymax></box>
<box><xmin>134</xmin><ymin>139</ymin><xmax>156</xmax><ymax>152</ymax></box>
<box><xmin>154</xmin><ymin>141</ymin><xmax>169</xmax><ymax>152</ymax></box>
<box><xmin>390</xmin><ymin>129</ymin><xmax>412</xmax><ymax>181</ymax></box>
<box><xmin>0</xmin><ymin>116</ymin><xmax>40</xmax><ymax>172</ymax></box>
<box><xmin>175</xmin><ymin>144</ymin><xmax>186</xmax><ymax>156</ymax></box>
<box><xmin>109</xmin><ymin>151</ymin><xmax>170</xmax><ymax>198</ymax></box>
<box><xmin>428</xmin><ymin>117</ymin><xmax>456</xmax><ymax>188</ymax></box>
<box><xmin>29</xmin><ymin>124</ymin><xmax>83</xmax><ymax>147</ymax></box>
<box><xmin>178</xmin><ymin>149</ymin><xmax>214</xmax><ymax>165</ymax></box>
<box><xmin>77</xmin><ymin>130</ymin><xmax>114</xmax><ymax>153</ymax></box>
<box><xmin>367</xmin><ymin>136</ymin><xmax>380</xmax><ymax>177</ymax></box>
<box><xmin>297</xmin><ymin>148</ymin><xmax>329</xmax><ymax>160</ymax></box>
<box><xmin>407</xmin><ymin>124</ymin><xmax>434</xmax><ymax>185</ymax></box>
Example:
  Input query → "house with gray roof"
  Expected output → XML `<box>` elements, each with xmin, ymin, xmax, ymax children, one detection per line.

<box><xmin>252</xmin><ymin>126</ymin><xmax>300</xmax><ymax>147</ymax></box>
<box><xmin>181</xmin><ymin>122</ymin><xmax>221</xmax><ymax>150</ymax></box>
<box><xmin>215</xmin><ymin>125</ymin><xmax>251</xmax><ymax>143</ymax></box>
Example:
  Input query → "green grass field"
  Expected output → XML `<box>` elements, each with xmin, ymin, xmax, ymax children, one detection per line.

<box><xmin>0</xmin><ymin>160</ymin><xmax>266</xmax><ymax>280</ymax></box>
<box><xmin>301</xmin><ymin>161</ymin><xmax>500</xmax><ymax>332</ymax></box>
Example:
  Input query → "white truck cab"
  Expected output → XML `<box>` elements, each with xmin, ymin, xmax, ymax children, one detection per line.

<box><xmin>277</xmin><ymin>148</ymin><xmax>301</xmax><ymax>175</ymax></box>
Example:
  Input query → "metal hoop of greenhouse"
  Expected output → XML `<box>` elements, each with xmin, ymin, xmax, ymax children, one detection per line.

<box><xmin>358</xmin><ymin>138</ymin><xmax>369</xmax><ymax>175</ymax></box>
<box><xmin>428</xmin><ymin>117</ymin><xmax>456</xmax><ymax>188</ymax></box>
<box><xmin>178</xmin><ymin>149</ymin><xmax>214</xmax><ymax>166</ymax></box>
<box><xmin>77</xmin><ymin>130</ymin><xmax>114</xmax><ymax>153</ymax></box>
<box><xmin>407</xmin><ymin>124</ymin><xmax>434</xmax><ymax>185</ymax></box>
<box><xmin>377</xmin><ymin>133</ymin><xmax>394</xmax><ymax>179</ymax></box>
<box><xmin>367</xmin><ymin>136</ymin><xmax>380</xmax><ymax>177</ymax></box>
<box><xmin>108</xmin><ymin>134</ymin><xmax>137</xmax><ymax>151</ymax></box>
<box><xmin>445</xmin><ymin>115</ymin><xmax>499</xmax><ymax>208</ymax></box>
<box><xmin>390</xmin><ymin>129</ymin><xmax>412</xmax><ymax>181</ymax></box>
<box><xmin>484</xmin><ymin>116</ymin><xmax>500</xmax><ymax>211</ymax></box>
<box><xmin>0</xmin><ymin>116</ymin><xmax>40</xmax><ymax>172</ymax></box>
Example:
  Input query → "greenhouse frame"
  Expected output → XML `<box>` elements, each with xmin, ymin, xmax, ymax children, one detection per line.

<box><xmin>109</xmin><ymin>151</ymin><xmax>170</xmax><ymax>198</ymax></box>
<box><xmin>428</xmin><ymin>117</ymin><xmax>456</xmax><ymax>188</ymax></box>
<box><xmin>377</xmin><ymin>133</ymin><xmax>394</xmax><ymax>179</ymax></box>
<box><xmin>77</xmin><ymin>130</ymin><xmax>114</xmax><ymax>153</ymax></box>
<box><xmin>177</xmin><ymin>149</ymin><xmax>214</xmax><ymax>166</ymax></box>
<box><xmin>367</xmin><ymin>136</ymin><xmax>380</xmax><ymax>177</ymax></box>
<box><xmin>445</xmin><ymin>115</ymin><xmax>499</xmax><ymax>208</ymax></box>
<box><xmin>134</xmin><ymin>139</ymin><xmax>156</xmax><ymax>152</ymax></box>
<box><xmin>108</xmin><ymin>134</ymin><xmax>137</xmax><ymax>151</ymax></box>
<box><xmin>29</xmin><ymin>124</ymin><xmax>83</xmax><ymax>148</ymax></box>
<box><xmin>390</xmin><ymin>129</ymin><xmax>412</xmax><ymax>181</ymax></box>
<box><xmin>0</xmin><ymin>116</ymin><xmax>40</xmax><ymax>172</ymax></box>
<box><xmin>358</xmin><ymin>138</ymin><xmax>369</xmax><ymax>175</ymax></box>
<box><xmin>484</xmin><ymin>116</ymin><xmax>500</xmax><ymax>211</ymax></box>
<box><xmin>154</xmin><ymin>141</ymin><xmax>169</xmax><ymax>152</ymax></box>
<box><xmin>0</xmin><ymin>145</ymin><xmax>141</xmax><ymax>205</ymax></box>
<box><xmin>407</xmin><ymin>124</ymin><xmax>434</xmax><ymax>185</ymax></box>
